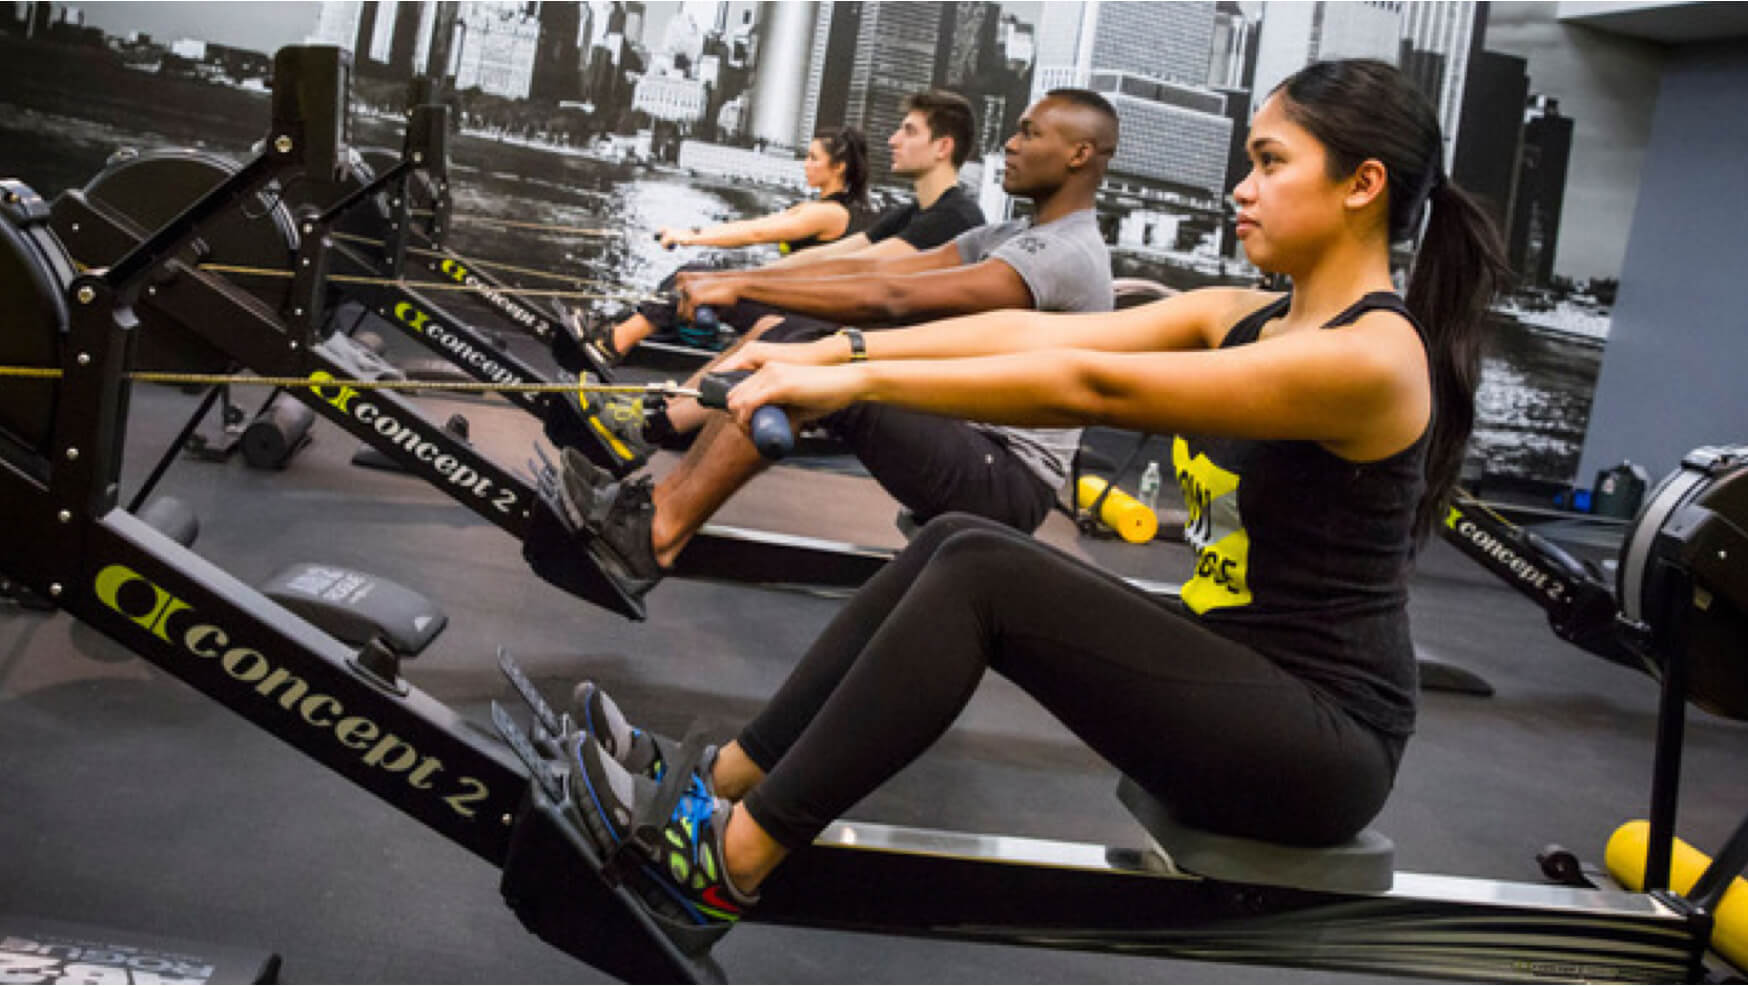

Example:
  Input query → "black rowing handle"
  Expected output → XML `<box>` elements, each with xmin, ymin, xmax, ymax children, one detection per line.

<box><xmin>696</xmin><ymin>369</ymin><xmax>793</xmax><ymax>460</ymax></box>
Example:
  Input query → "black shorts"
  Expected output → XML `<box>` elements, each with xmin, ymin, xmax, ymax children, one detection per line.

<box><xmin>757</xmin><ymin>313</ymin><xmax>843</xmax><ymax>344</ymax></box>
<box><xmin>821</xmin><ymin>402</ymin><xmax>1055</xmax><ymax>534</ymax></box>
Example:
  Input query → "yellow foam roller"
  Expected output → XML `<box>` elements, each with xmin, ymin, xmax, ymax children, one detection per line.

<box><xmin>1606</xmin><ymin>819</ymin><xmax>1747</xmax><ymax>970</ymax></box>
<box><xmin>1076</xmin><ymin>477</ymin><xmax>1158</xmax><ymax>545</ymax></box>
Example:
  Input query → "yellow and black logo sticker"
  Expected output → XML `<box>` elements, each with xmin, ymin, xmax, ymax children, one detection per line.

<box><xmin>1173</xmin><ymin>436</ymin><xmax>1253</xmax><ymax>613</ymax></box>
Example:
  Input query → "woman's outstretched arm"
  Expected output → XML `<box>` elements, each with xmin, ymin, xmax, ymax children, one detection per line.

<box><xmin>728</xmin><ymin>310</ymin><xmax>1430</xmax><ymax>458</ymax></box>
<box><xmin>662</xmin><ymin>201</ymin><xmax>850</xmax><ymax>249</ymax></box>
<box><xmin>718</xmin><ymin>287</ymin><xmax>1276</xmax><ymax>373</ymax></box>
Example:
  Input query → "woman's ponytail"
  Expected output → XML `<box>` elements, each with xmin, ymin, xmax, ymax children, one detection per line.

<box><xmin>819</xmin><ymin>126</ymin><xmax>870</xmax><ymax>209</ymax></box>
<box><xmin>1404</xmin><ymin>179</ymin><xmax>1511</xmax><ymax>540</ymax></box>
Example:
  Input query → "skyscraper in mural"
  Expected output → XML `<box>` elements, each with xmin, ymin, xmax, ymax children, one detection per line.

<box><xmin>844</xmin><ymin>2</ymin><xmax>945</xmax><ymax>185</ymax></box>
<box><xmin>1250</xmin><ymin>0</ymin><xmax>1402</xmax><ymax>119</ymax></box>
<box><xmin>798</xmin><ymin>2</ymin><xmax>863</xmax><ymax>145</ymax></box>
<box><xmin>311</xmin><ymin>0</ymin><xmax>436</xmax><ymax>78</ymax></box>
<box><xmin>453</xmin><ymin>2</ymin><xmax>540</xmax><ymax>100</ymax></box>
<box><xmin>1511</xmin><ymin>94</ymin><xmax>1573</xmax><ymax>288</ymax></box>
<box><xmin>745</xmin><ymin>0</ymin><xmax>817</xmax><ymax>151</ymax></box>
<box><xmin>1032</xmin><ymin>1</ymin><xmax>1233</xmax><ymax>217</ymax></box>
<box><xmin>1399</xmin><ymin>0</ymin><xmax>1483</xmax><ymax>167</ymax></box>
<box><xmin>531</xmin><ymin>1</ymin><xmax>583</xmax><ymax>102</ymax></box>
<box><xmin>1453</xmin><ymin>49</ymin><xmax>1529</xmax><ymax>233</ymax></box>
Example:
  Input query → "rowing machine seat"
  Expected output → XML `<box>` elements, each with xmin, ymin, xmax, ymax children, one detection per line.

<box><xmin>1117</xmin><ymin>776</ymin><xmax>1395</xmax><ymax>893</ymax></box>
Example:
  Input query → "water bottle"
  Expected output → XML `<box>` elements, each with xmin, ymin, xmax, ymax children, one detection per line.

<box><xmin>1137</xmin><ymin>460</ymin><xmax>1162</xmax><ymax>512</ymax></box>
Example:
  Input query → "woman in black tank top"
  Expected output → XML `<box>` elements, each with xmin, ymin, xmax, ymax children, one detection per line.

<box><xmin>556</xmin><ymin>66</ymin><xmax>1514</xmax><ymax>947</ymax></box>
<box><xmin>655</xmin><ymin>126</ymin><xmax>869</xmax><ymax>253</ymax></box>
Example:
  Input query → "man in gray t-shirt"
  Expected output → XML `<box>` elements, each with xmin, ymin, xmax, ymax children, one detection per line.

<box><xmin>550</xmin><ymin>90</ymin><xmax>1122</xmax><ymax>603</ymax></box>
<box><xmin>953</xmin><ymin>210</ymin><xmax>1110</xmax><ymax>492</ymax></box>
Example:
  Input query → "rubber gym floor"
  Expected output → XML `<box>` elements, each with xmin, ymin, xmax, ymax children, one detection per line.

<box><xmin>2</xmin><ymin>335</ymin><xmax>1743</xmax><ymax>983</ymax></box>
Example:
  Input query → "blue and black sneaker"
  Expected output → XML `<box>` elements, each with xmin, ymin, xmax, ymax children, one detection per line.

<box><xmin>568</xmin><ymin>730</ymin><xmax>756</xmax><ymax>954</ymax></box>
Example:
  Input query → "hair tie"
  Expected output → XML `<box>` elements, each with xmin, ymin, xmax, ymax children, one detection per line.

<box><xmin>1411</xmin><ymin>165</ymin><xmax>1446</xmax><ymax>225</ymax></box>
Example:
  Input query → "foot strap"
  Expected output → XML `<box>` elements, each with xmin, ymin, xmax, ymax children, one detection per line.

<box><xmin>602</xmin><ymin>730</ymin><xmax>714</xmax><ymax>886</ymax></box>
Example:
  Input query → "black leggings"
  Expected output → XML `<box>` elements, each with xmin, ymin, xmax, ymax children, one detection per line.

<box><xmin>822</xmin><ymin>402</ymin><xmax>1055</xmax><ymax>533</ymax></box>
<box><xmin>738</xmin><ymin>514</ymin><xmax>1404</xmax><ymax>850</ymax></box>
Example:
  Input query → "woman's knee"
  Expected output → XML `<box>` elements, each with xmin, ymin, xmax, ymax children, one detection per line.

<box><xmin>906</xmin><ymin>512</ymin><xmax>1010</xmax><ymax>554</ymax></box>
<box><xmin>915</xmin><ymin>523</ymin><xmax>1041</xmax><ymax>592</ymax></box>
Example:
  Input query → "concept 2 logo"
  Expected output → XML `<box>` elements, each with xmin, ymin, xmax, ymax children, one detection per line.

<box><xmin>389</xmin><ymin>301</ymin><xmax>523</xmax><ymax>385</ymax></box>
<box><xmin>305</xmin><ymin>370</ymin><xmax>520</xmax><ymax>515</ymax></box>
<box><xmin>432</xmin><ymin>259</ymin><xmax>546</xmax><ymax>331</ymax></box>
<box><xmin>93</xmin><ymin>564</ymin><xmax>492</xmax><ymax>819</ymax></box>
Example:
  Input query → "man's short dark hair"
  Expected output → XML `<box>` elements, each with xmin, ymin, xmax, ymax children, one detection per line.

<box><xmin>1044</xmin><ymin>88</ymin><xmax>1121</xmax><ymax>155</ymax></box>
<box><xmin>901</xmin><ymin>89</ymin><xmax>976</xmax><ymax>169</ymax></box>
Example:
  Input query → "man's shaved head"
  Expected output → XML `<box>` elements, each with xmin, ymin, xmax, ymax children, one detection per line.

<box><xmin>1043</xmin><ymin>88</ymin><xmax>1120</xmax><ymax>160</ymax></box>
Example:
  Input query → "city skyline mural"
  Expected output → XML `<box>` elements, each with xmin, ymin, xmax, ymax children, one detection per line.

<box><xmin>0</xmin><ymin>1</ymin><xmax>1670</xmax><ymax>487</ymax></box>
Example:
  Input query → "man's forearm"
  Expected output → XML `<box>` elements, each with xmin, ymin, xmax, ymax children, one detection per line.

<box><xmin>739</xmin><ymin>254</ymin><xmax>889</xmax><ymax>282</ymax></box>
<box><xmin>734</xmin><ymin>273</ymin><xmax>898</xmax><ymax>323</ymax></box>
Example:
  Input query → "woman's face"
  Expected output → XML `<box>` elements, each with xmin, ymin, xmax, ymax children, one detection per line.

<box><xmin>1230</xmin><ymin>94</ymin><xmax>1354</xmax><ymax>272</ymax></box>
<box><xmin>803</xmin><ymin>139</ymin><xmax>842</xmax><ymax>190</ymax></box>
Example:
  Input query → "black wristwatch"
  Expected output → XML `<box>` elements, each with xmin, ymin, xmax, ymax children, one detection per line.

<box><xmin>837</xmin><ymin>327</ymin><xmax>868</xmax><ymax>363</ymax></box>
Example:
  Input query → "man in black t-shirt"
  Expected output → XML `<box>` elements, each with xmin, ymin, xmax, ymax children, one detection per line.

<box><xmin>804</xmin><ymin>90</ymin><xmax>985</xmax><ymax>260</ymax></box>
<box><xmin>573</xmin><ymin>90</ymin><xmax>984</xmax><ymax>373</ymax></box>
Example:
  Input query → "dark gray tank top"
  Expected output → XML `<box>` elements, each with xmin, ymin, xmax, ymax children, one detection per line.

<box><xmin>1174</xmin><ymin>292</ymin><xmax>1428</xmax><ymax>737</ymax></box>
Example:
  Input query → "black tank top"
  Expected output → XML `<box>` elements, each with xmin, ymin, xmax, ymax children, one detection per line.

<box><xmin>1174</xmin><ymin>291</ymin><xmax>1428</xmax><ymax>738</ymax></box>
<box><xmin>780</xmin><ymin>190</ymin><xmax>863</xmax><ymax>255</ymax></box>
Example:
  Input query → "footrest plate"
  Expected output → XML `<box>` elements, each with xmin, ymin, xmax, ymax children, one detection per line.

<box><xmin>493</xmin><ymin>706</ymin><xmax>724</xmax><ymax>984</ymax></box>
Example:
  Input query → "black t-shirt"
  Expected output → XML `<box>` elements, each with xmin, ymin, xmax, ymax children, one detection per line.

<box><xmin>865</xmin><ymin>185</ymin><xmax>985</xmax><ymax>251</ymax></box>
<box><xmin>1176</xmin><ymin>292</ymin><xmax>1429</xmax><ymax>739</ymax></box>
<box><xmin>780</xmin><ymin>190</ymin><xmax>865</xmax><ymax>255</ymax></box>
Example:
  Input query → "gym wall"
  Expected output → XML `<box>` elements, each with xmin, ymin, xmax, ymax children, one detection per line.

<box><xmin>1578</xmin><ymin>39</ymin><xmax>1748</xmax><ymax>484</ymax></box>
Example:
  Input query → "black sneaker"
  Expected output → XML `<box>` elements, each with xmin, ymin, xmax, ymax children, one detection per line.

<box><xmin>555</xmin><ymin>447</ymin><xmax>668</xmax><ymax>595</ymax></box>
<box><xmin>573</xmin><ymin>308</ymin><xmax>622</xmax><ymax>378</ymax></box>
<box><xmin>566</xmin><ymin>374</ymin><xmax>653</xmax><ymax>478</ymax></box>
<box><xmin>550</xmin><ymin>302</ymin><xmax>621</xmax><ymax>381</ymax></box>
<box><xmin>568</xmin><ymin>731</ymin><xmax>755</xmax><ymax>952</ymax></box>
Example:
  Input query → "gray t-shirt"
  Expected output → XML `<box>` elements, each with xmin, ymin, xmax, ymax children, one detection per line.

<box><xmin>952</xmin><ymin>209</ymin><xmax>1112</xmax><ymax>489</ymax></box>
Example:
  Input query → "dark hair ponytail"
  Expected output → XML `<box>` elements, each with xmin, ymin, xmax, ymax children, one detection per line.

<box><xmin>1405</xmin><ymin>180</ymin><xmax>1511</xmax><ymax>540</ymax></box>
<box><xmin>1276</xmin><ymin>59</ymin><xmax>1511</xmax><ymax>541</ymax></box>
<box><xmin>816</xmin><ymin>126</ymin><xmax>870</xmax><ymax>209</ymax></box>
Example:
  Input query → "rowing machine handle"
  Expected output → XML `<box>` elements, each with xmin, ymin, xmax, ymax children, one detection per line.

<box><xmin>697</xmin><ymin>371</ymin><xmax>794</xmax><ymax>460</ymax></box>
